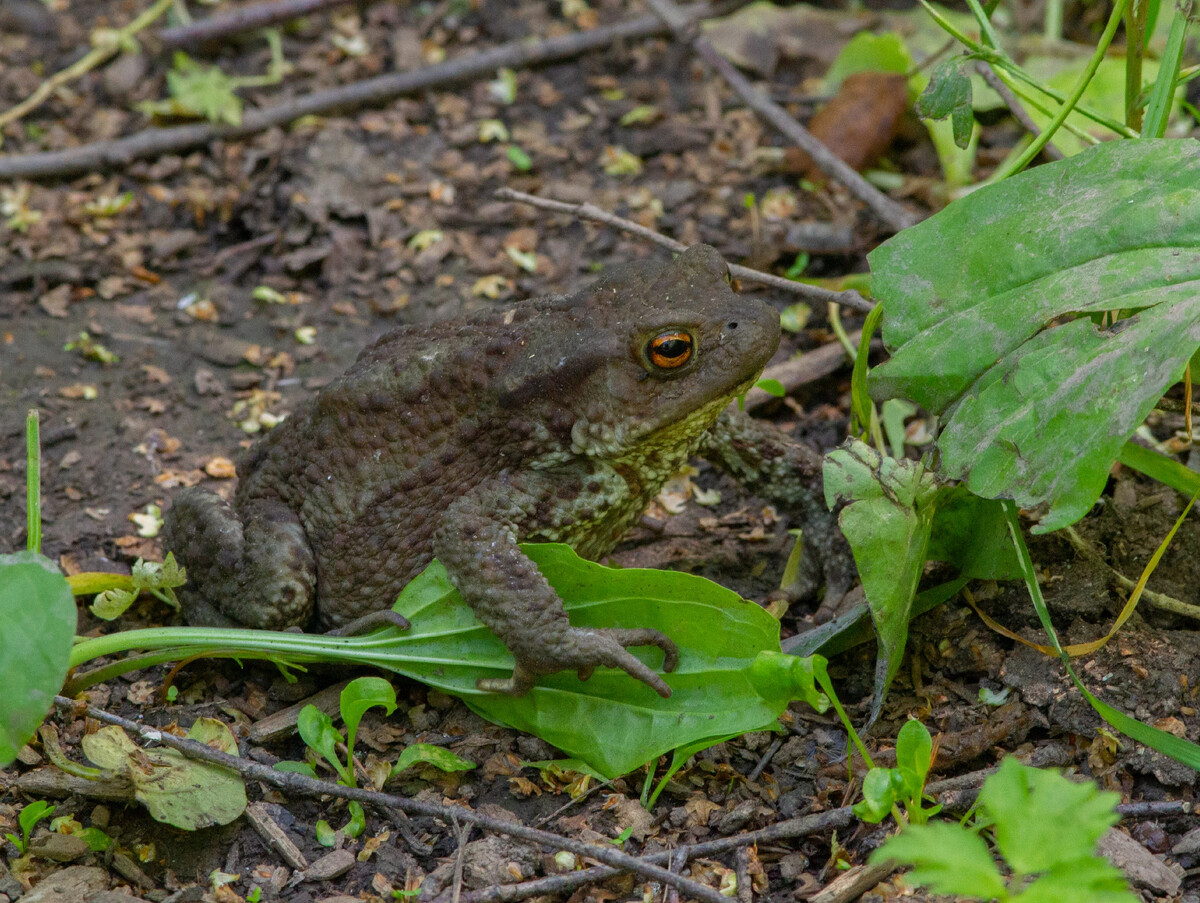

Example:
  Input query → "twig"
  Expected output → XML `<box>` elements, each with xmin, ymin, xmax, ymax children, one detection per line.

<box><xmin>734</xmin><ymin>847</ymin><xmax>753</xmax><ymax>903</ymax></box>
<box><xmin>642</xmin><ymin>0</ymin><xmax>918</xmax><ymax>234</ymax></box>
<box><xmin>0</xmin><ymin>0</ymin><xmax>175</xmax><ymax>133</ymax></box>
<box><xmin>746</xmin><ymin>736</ymin><xmax>783</xmax><ymax>783</ymax></box>
<box><xmin>975</xmin><ymin>62</ymin><xmax>1064</xmax><ymax>161</ymax></box>
<box><xmin>494</xmin><ymin>188</ymin><xmax>874</xmax><ymax>312</ymax></box>
<box><xmin>454</xmin><ymin>808</ymin><xmax>856</xmax><ymax>903</ymax></box>
<box><xmin>1115</xmin><ymin>800</ymin><xmax>1193</xmax><ymax>818</ymax></box>
<box><xmin>0</xmin><ymin>6</ymin><xmax>713</xmax><ymax>181</ymax></box>
<box><xmin>54</xmin><ymin>697</ymin><xmax>731</xmax><ymax>903</ymax></box>
<box><xmin>810</xmin><ymin>860</ymin><xmax>896</xmax><ymax>903</ymax></box>
<box><xmin>1062</xmin><ymin>525</ymin><xmax>1200</xmax><ymax>621</ymax></box>
<box><xmin>664</xmin><ymin>847</ymin><xmax>689</xmax><ymax>903</ymax></box>
<box><xmin>533</xmin><ymin>775</ymin><xmax>618</xmax><ymax>828</ymax></box>
<box><xmin>157</xmin><ymin>0</ymin><xmax>363</xmax><ymax>51</ymax></box>
<box><xmin>744</xmin><ymin>330</ymin><xmax>867</xmax><ymax>412</ymax></box>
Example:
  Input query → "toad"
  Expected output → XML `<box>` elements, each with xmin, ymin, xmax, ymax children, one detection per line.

<box><xmin>162</xmin><ymin>244</ymin><xmax>848</xmax><ymax>697</ymax></box>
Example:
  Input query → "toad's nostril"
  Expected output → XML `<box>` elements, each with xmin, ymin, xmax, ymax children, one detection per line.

<box><xmin>728</xmin><ymin>321</ymin><xmax>738</xmax><ymax>330</ymax></box>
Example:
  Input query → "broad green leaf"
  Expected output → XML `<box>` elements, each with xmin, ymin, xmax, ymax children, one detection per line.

<box><xmin>392</xmin><ymin>743</ymin><xmax>476</xmax><ymax>776</ymax></box>
<box><xmin>81</xmin><ymin>721</ymin><xmax>246</xmax><ymax>829</ymax></box>
<box><xmin>980</xmin><ymin>758</ymin><xmax>1120</xmax><ymax>875</ymax></box>
<box><xmin>926</xmin><ymin>487</ymin><xmax>1021</xmax><ymax>580</ymax></box>
<box><xmin>66</xmin><ymin>545</ymin><xmax>825</xmax><ymax>780</ymax></box>
<box><xmin>872</xmin><ymin>821</ymin><xmax>1007</xmax><ymax>899</ymax></box>
<box><xmin>450</xmin><ymin>548</ymin><xmax>819</xmax><ymax>778</ymax></box>
<box><xmin>0</xmin><ymin>551</ymin><xmax>75</xmax><ymax>767</ymax></box>
<box><xmin>340</xmin><ymin>677</ymin><xmax>396</xmax><ymax>761</ymax></box>
<box><xmin>824</xmin><ymin>441</ymin><xmax>939</xmax><ymax>721</ymax></box>
<box><xmin>370</xmin><ymin>544</ymin><xmax>821</xmax><ymax>778</ymax></box>
<box><xmin>869</xmin><ymin>139</ymin><xmax>1200</xmax><ymax>532</ymax></box>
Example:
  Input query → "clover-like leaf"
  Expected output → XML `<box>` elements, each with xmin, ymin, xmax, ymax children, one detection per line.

<box><xmin>916</xmin><ymin>56</ymin><xmax>974</xmax><ymax>148</ymax></box>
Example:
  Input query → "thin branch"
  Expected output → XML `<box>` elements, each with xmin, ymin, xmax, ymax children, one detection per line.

<box><xmin>0</xmin><ymin>6</ymin><xmax>715</xmax><ymax>181</ymax></box>
<box><xmin>157</xmin><ymin>0</ymin><xmax>363</xmax><ymax>51</ymax></box>
<box><xmin>494</xmin><ymin>188</ymin><xmax>874</xmax><ymax>312</ymax></box>
<box><xmin>745</xmin><ymin>330</ymin><xmax>866</xmax><ymax>411</ymax></box>
<box><xmin>54</xmin><ymin>697</ymin><xmax>731</xmax><ymax>903</ymax></box>
<box><xmin>452</xmin><ymin>807</ymin><xmax>856</xmax><ymax>903</ymax></box>
<box><xmin>642</xmin><ymin>0</ymin><xmax>918</xmax><ymax>234</ymax></box>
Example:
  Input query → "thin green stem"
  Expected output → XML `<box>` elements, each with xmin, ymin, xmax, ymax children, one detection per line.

<box><xmin>26</xmin><ymin>409</ymin><xmax>40</xmax><ymax>553</ymax></box>
<box><xmin>962</xmin><ymin>0</ymin><xmax>1002</xmax><ymax>49</ymax></box>
<box><xmin>991</xmin><ymin>67</ymin><xmax>1100</xmax><ymax>145</ymax></box>
<box><xmin>990</xmin><ymin>0</ymin><xmax>1130</xmax><ymax>180</ymax></box>
<box><xmin>1044</xmin><ymin>0</ymin><xmax>1063</xmax><ymax>42</ymax></box>
<box><xmin>814</xmin><ymin>664</ymin><xmax>874</xmax><ymax>770</ymax></box>
<box><xmin>1125</xmin><ymin>0</ymin><xmax>1148</xmax><ymax>131</ymax></box>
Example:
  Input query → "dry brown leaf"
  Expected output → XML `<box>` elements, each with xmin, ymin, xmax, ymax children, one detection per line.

<box><xmin>787</xmin><ymin>71</ymin><xmax>909</xmax><ymax>181</ymax></box>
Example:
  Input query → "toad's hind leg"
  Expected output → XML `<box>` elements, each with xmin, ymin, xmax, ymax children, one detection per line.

<box><xmin>161</xmin><ymin>487</ymin><xmax>316</xmax><ymax>630</ymax></box>
<box><xmin>433</xmin><ymin>480</ymin><xmax>679</xmax><ymax>698</ymax></box>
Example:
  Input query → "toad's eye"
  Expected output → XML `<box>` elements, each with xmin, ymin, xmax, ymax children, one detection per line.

<box><xmin>723</xmin><ymin>266</ymin><xmax>734</xmax><ymax>285</ymax></box>
<box><xmin>647</xmin><ymin>332</ymin><xmax>694</xmax><ymax>370</ymax></box>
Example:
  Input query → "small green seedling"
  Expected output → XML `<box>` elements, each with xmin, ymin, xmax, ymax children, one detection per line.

<box><xmin>873</xmin><ymin>758</ymin><xmax>1136</xmax><ymax>902</ymax></box>
<box><xmin>854</xmin><ymin>719</ymin><xmax>940</xmax><ymax>826</ymax></box>
<box><xmin>294</xmin><ymin>676</ymin><xmax>397</xmax><ymax>788</ymax></box>
<box><xmin>316</xmin><ymin>800</ymin><xmax>366</xmax><ymax>847</ymax></box>
<box><xmin>5</xmin><ymin>800</ymin><xmax>55</xmax><ymax>854</ymax></box>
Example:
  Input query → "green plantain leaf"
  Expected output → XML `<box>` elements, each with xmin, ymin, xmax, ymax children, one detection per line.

<box><xmin>869</xmin><ymin>139</ymin><xmax>1200</xmax><ymax>531</ymax></box>
<box><xmin>67</xmin><ymin>545</ymin><xmax>828</xmax><ymax>779</ymax></box>
<box><xmin>379</xmin><ymin>545</ymin><xmax>826</xmax><ymax>778</ymax></box>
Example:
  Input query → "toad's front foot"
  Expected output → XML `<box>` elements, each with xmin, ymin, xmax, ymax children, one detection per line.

<box><xmin>477</xmin><ymin>628</ymin><xmax>679</xmax><ymax>698</ymax></box>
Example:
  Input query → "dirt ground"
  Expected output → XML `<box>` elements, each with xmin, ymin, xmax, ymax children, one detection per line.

<box><xmin>1</xmin><ymin>1</ymin><xmax>1199</xmax><ymax>901</ymax></box>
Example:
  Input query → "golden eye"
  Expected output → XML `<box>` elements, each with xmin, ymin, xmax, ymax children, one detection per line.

<box><xmin>647</xmin><ymin>332</ymin><xmax>694</xmax><ymax>369</ymax></box>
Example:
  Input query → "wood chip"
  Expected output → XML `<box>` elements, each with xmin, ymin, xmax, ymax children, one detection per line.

<box><xmin>246</xmin><ymin>801</ymin><xmax>309</xmax><ymax>870</ymax></box>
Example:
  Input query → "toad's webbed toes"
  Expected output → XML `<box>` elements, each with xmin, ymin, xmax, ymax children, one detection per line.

<box><xmin>598</xmin><ymin>628</ymin><xmax>679</xmax><ymax>673</ymax></box>
<box><xmin>478</xmin><ymin>628</ymin><xmax>677</xmax><ymax>698</ymax></box>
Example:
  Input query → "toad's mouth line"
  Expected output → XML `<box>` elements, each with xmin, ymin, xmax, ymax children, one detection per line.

<box><xmin>633</xmin><ymin>369</ymin><xmax>766</xmax><ymax>444</ymax></box>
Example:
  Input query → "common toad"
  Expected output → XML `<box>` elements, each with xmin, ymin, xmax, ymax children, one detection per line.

<box><xmin>162</xmin><ymin>244</ymin><xmax>847</xmax><ymax>697</ymax></box>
